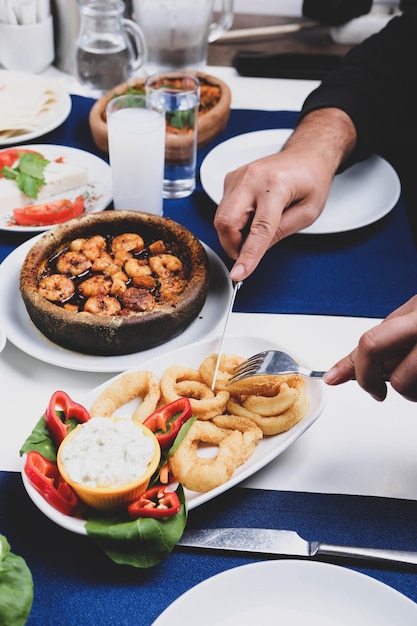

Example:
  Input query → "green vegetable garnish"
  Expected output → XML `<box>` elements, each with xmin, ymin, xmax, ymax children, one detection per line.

<box><xmin>1</xmin><ymin>152</ymin><xmax>49</xmax><ymax>199</ymax></box>
<box><xmin>167</xmin><ymin>108</ymin><xmax>196</xmax><ymax>131</ymax></box>
<box><xmin>0</xmin><ymin>534</ymin><xmax>33</xmax><ymax>626</ymax></box>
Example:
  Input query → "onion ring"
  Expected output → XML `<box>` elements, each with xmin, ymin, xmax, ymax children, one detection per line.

<box><xmin>160</xmin><ymin>365</ymin><xmax>229</xmax><ymax>420</ymax></box>
<box><xmin>199</xmin><ymin>353</ymin><xmax>245</xmax><ymax>391</ymax></box>
<box><xmin>169</xmin><ymin>420</ymin><xmax>245</xmax><ymax>492</ymax></box>
<box><xmin>89</xmin><ymin>370</ymin><xmax>161</xmax><ymax>423</ymax></box>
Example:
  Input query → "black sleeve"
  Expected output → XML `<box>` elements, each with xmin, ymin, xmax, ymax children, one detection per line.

<box><xmin>300</xmin><ymin>9</ymin><xmax>417</xmax><ymax>166</ymax></box>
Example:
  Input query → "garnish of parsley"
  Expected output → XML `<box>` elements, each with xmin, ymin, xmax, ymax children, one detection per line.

<box><xmin>1</xmin><ymin>152</ymin><xmax>50</xmax><ymax>199</ymax></box>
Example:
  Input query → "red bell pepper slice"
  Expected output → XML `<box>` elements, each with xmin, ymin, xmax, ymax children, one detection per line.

<box><xmin>127</xmin><ymin>485</ymin><xmax>181</xmax><ymax>519</ymax></box>
<box><xmin>45</xmin><ymin>390</ymin><xmax>90</xmax><ymax>448</ymax></box>
<box><xmin>24</xmin><ymin>450</ymin><xmax>79</xmax><ymax>516</ymax></box>
<box><xmin>142</xmin><ymin>398</ymin><xmax>192</xmax><ymax>450</ymax></box>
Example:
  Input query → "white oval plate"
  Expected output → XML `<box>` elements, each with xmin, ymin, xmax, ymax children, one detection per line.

<box><xmin>0</xmin><ymin>144</ymin><xmax>112</xmax><ymax>232</ymax></box>
<box><xmin>152</xmin><ymin>560</ymin><xmax>417</xmax><ymax>625</ymax></box>
<box><xmin>0</xmin><ymin>238</ymin><xmax>232</xmax><ymax>372</ymax></box>
<box><xmin>200</xmin><ymin>129</ymin><xmax>401</xmax><ymax>235</ymax></box>
<box><xmin>0</xmin><ymin>70</ymin><xmax>72</xmax><ymax>148</ymax></box>
<box><xmin>21</xmin><ymin>334</ymin><xmax>325</xmax><ymax>535</ymax></box>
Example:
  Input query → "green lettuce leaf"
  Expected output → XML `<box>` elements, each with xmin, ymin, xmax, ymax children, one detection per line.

<box><xmin>85</xmin><ymin>485</ymin><xmax>187</xmax><ymax>568</ymax></box>
<box><xmin>1</xmin><ymin>152</ymin><xmax>49</xmax><ymax>199</ymax></box>
<box><xmin>0</xmin><ymin>535</ymin><xmax>33</xmax><ymax>626</ymax></box>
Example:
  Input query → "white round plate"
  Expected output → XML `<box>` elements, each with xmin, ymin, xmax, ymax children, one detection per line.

<box><xmin>21</xmin><ymin>334</ymin><xmax>325</xmax><ymax>535</ymax></box>
<box><xmin>0</xmin><ymin>70</ymin><xmax>72</xmax><ymax>147</ymax></box>
<box><xmin>152</xmin><ymin>560</ymin><xmax>417</xmax><ymax>625</ymax></box>
<box><xmin>0</xmin><ymin>144</ymin><xmax>112</xmax><ymax>232</ymax></box>
<box><xmin>0</xmin><ymin>238</ymin><xmax>232</xmax><ymax>372</ymax></box>
<box><xmin>200</xmin><ymin>129</ymin><xmax>401</xmax><ymax>235</ymax></box>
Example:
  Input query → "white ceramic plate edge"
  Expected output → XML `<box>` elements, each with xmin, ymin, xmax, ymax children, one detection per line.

<box><xmin>152</xmin><ymin>560</ymin><xmax>417</xmax><ymax>625</ymax></box>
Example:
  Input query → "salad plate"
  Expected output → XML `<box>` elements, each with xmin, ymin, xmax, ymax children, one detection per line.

<box><xmin>200</xmin><ymin>129</ymin><xmax>401</xmax><ymax>235</ymax></box>
<box><xmin>152</xmin><ymin>560</ymin><xmax>417</xmax><ymax>625</ymax></box>
<box><xmin>0</xmin><ymin>71</ymin><xmax>72</xmax><ymax>147</ymax></box>
<box><xmin>0</xmin><ymin>144</ymin><xmax>112</xmax><ymax>232</ymax></box>
<box><xmin>21</xmin><ymin>334</ymin><xmax>325</xmax><ymax>535</ymax></box>
<box><xmin>0</xmin><ymin>239</ymin><xmax>232</xmax><ymax>372</ymax></box>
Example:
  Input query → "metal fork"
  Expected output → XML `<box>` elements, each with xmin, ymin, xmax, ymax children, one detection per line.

<box><xmin>228</xmin><ymin>350</ymin><xmax>326</xmax><ymax>384</ymax></box>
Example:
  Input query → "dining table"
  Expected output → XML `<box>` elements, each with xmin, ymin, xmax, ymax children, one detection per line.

<box><xmin>1</xmin><ymin>60</ymin><xmax>417</xmax><ymax>625</ymax></box>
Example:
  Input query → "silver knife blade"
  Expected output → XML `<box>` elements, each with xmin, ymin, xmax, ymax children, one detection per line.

<box><xmin>177</xmin><ymin>528</ymin><xmax>417</xmax><ymax>566</ymax></box>
<box><xmin>211</xmin><ymin>280</ymin><xmax>243</xmax><ymax>390</ymax></box>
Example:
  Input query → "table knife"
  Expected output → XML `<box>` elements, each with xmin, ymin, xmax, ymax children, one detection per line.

<box><xmin>211</xmin><ymin>280</ymin><xmax>243</xmax><ymax>390</ymax></box>
<box><xmin>177</xmin><ymin>528</ymin><xmax>417</xmax><ymax>567</ymax></box>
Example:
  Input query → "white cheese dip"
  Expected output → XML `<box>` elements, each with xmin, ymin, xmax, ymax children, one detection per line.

<box><xmin>60</xmin><ymin>417</ymin><xmax>155</xmax><ymax>488</ymax></box>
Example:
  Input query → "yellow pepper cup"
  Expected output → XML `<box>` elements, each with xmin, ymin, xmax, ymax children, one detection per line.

<box><xmin>57</xmin><ymin>418</ymin><xmax>161</xmax><ymax>512</ymax></box>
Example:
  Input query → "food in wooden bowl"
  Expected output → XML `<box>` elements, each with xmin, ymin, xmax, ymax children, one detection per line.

<box><xmin>19</xmin><ymin>210</ymin><xmax>210</xmax><ymax>355</ymax></box>
<box><xmin>89</xmin><ymin>71</ymin><xmax>231</xmax><ymax>153</ymax></box>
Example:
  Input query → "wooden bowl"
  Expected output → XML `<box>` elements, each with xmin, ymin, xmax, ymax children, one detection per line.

<box><xmin>19</xmin><ymin>210</ymin><xmax>210</xmax><ymax>356</ymax></box>
<box><xmin>89</xmin><ymin>71</ymin><xmax>232</xmax><ymax>153</ymax></box>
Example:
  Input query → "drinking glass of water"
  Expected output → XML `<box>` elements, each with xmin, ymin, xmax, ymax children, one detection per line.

<box><xmin>106</xmin><ymin>94</ymin><xmax>166</xmax><ymax>215</ymax></box>
<box><xmin>146</xmin><ymin>71</ymin><xmax>200</xmax><ymax>199</ymax></box>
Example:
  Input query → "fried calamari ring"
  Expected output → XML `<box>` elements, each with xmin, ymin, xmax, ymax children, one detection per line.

<box><xmin>199</xmin><ymin>353</ymin><xmax>245</xmax><ymax>391</ymax></box>
<box><xmin>226</xmin><ymin>373</ymin><xmax>284</xmax><ymax>396</ymax></box>
<box><xmin>212</xmin><ymin>414</ymin><xmax>263</xmax><ymax>465</ymax></box>
<box><xmin>169</xmin><ymin>420</ymin><xmax>245</xmax><ymax>492</ymax></box>
<box><xmin>89</xmin><ymin>370</ymin><xmax>160</xmax><ymax>423</ymax></box>
<box><xmin>242</xmin><ymin>383</ymin><xmax>297</xmax><ymax>417</ymax></box>
<box><xmin>160</xmin><ymin>366</ymin><xmax>229</xmax><ymax>420</ymax></box>
<box><xmin>227</xmin><ymin>375</ymin><xmax>309</xmax><ymax>436</ymax></box>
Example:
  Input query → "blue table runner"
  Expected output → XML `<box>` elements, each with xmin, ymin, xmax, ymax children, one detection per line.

<box><xmin>1</xmin><ymin>471</ymin><xmax>416</xmax><ymax>625</ymax></box>
<box><xmin>1</xmin><ymin>96</ymin><xmax>417</xmax><ymax>319</ymax></box>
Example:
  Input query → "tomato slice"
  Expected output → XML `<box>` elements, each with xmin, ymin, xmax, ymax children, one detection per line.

<box><xmin>0</xmin><ymin>148</ymin><xmax>40</xmax><ymax>175</ymax></box>
<box><xmin>13</xmin><ymin>195</ymin><xmax>85</xmax><ymax>226</ymax></box>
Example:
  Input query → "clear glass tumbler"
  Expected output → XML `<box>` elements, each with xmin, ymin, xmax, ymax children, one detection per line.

<box><xmin>146</xmin><ymin>71</ymin><xmax>200</xmax><ymax>199</ymax></box>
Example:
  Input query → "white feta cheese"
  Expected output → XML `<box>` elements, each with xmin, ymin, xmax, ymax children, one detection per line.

<box><xmin>0</xmin><ymin>158</ymin><xmax>88</xmax><ymax>214</ymax></box>
<box><xmin>60</xmin><ymin>417</ymin><xmax>155</xmax><ymax>488</ymax></box>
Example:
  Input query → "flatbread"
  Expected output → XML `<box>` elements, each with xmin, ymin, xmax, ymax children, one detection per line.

<box><xmin>0</xmin><ymin>80</ymin><xmax>58</xmax><ymax>137</ymax></box>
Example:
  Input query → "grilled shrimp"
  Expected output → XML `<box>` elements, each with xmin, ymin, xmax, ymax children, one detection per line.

<box><xmin>79</xmin><ymin>235</ymin><xmax>107</xmax><ymax>261</ymax></box>
<box><xmin>159</xmin><ymin>278</ymin><xmax>185</xmax><ymax>298</ymax></box>
<box><xmin>78</xmin><ymin>275</ymin><xmax>112</xmax><ymax>298</ymax></box>
<box><xmin>91</xmin><ymin>251</ymin><xmax>113</xmax><ymax>272</ymax></box>
<box><xmin>56</xmin><ymin>251</ymin><xmax>91</xmax><ymax>276</ymax></box>
<box><xmin>83</xmin><ymin>295</ymin><xmax>121</xmax><ymax>316</ymax></box>
<box><xmin>111</xmin><ymin>233</ymin><xmax>145</xmax><ymax>255</ymax></box>
<box><xmin>38</xmin><ymin>274</ymin><xmax>75</xmax><ymax>303</ymax></box>
<box><xmin>124</xmin><ymin>258</ymin><xmax>156</xmax><ymax>289</ymax></box>
<box><xmin>149</xmin><ymin>254</ymin><xmax>183</xmax><ymax>278</ymax></box>
<box><xmin>124</xmin><ymin>258</ymin><xmax>152</xmax><ymax>278</ymax></box>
